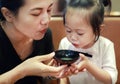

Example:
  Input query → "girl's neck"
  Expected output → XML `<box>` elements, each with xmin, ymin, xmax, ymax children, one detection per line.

<box><xmin>81</xmin><ymin>35</ymin><xmax>96</xmax><ymax>49</ymax></box>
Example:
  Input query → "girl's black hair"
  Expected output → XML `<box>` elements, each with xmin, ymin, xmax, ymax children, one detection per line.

<box><xmin>102</xmin><ymin>0</ymin><xmax>111</xmax><ymax>13</ymax></box>
<box><xmin>63</xmin><ymin>0</ymin><xmax>109</xmax><ymax>40</ymax></box>
<box><xmin>0</xmin><ymin>0</ymin><xmax>24</xmax><ymax>21</ymax></box>
<box><xmin>103</xmin><ymin>0</ymin><xmax>111</xmax><ymax>6</ymax></box>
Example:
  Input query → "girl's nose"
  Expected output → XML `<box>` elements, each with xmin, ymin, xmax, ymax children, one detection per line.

<box><xmin>71</xmin><ymin>34</ymin><xmax>77</xmax><ymax>41</ymax></box>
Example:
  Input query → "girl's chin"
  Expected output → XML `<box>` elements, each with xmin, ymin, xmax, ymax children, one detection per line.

<box><xmin>72</xmin><ymin>44</ymin><xmax>85</xmax><ymax>48</ymax></box>
<box><xmin>72</xmin><ymin>44</ymin><xmax>80</xmax><ymax>48</ymax></box>
<box><xmin>74</xmin><ymin>46</ymin><xmax>81</xmax><ymax>48</ymax></box>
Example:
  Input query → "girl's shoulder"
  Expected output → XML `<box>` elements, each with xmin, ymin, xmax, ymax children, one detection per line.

<box><xmin>61</xmin><ymin>37</ymin><xmax>68</xmax><ymax>41</ymax></box>
<box><xmin>59</xmin><ymin>37</ymin><xmax>72</xmax><ymax>49</ymax></box>
<box><xmin>98</xmin><ymin>36</ymin><xmax>114</xmax><ymax>45</ymax></box>
<box><xmin>60</xmin><ymin>37</ymin><xmax>71</xmax><ymax>44</ymax></box>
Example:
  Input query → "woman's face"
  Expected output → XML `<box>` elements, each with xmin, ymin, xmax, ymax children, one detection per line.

<box><xmin>12</xmin><ymin>0</ymin><xmax>54</xmax><ymax>40</ymax></box>
<box><xmin>65</xmin><ymin>9</ymin><xmax>96</xmax><ymax>49</ymax></box>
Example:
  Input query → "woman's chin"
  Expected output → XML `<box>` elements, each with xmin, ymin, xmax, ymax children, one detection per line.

<box><xmin>34</xmin><ymin>34</ymin><xmax>45</xmax><ymax>40</ymax></box>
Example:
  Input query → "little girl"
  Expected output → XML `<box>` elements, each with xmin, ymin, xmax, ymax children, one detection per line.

<box><xmin>58</xmin><ymin>0</ymin><xmax>118</xmax><ymax>84</ymax></box>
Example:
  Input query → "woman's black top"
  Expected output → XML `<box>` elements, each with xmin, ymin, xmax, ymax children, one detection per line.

<box><xmin>0</xmin><ymin>27</ymin><xmax>54</xmax><ymax>84</ymax></box>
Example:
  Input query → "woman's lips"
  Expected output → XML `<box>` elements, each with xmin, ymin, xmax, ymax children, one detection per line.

<box><xmin>40</xmin><ymin>29</ymin><xmax>47</xmax><ymax>34</ymax></box>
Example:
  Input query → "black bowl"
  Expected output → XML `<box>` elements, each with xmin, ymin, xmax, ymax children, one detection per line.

<box><xmin>54</xmin><ymin>50</ymin><xmax>92</xmax><ymax>65</ymax></box>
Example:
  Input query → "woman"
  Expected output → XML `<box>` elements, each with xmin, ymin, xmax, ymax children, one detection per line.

<box><xmin>0</xmin><ymin>0</ymin><xmax>66</xmax><ymax>84</ymax></box>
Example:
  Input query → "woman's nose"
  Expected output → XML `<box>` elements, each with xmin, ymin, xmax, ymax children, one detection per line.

<box><xmin>41</xmin><ymin>12</ymin><xmax>50</xmax><ymax>25</ymax></box>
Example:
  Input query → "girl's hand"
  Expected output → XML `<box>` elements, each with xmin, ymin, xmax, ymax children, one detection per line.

<box><xmin>73</xmin><ymin>53</ymin><xmax>89</xmax><ymax>71</ymax></box>
<box><xmin>59</xmin><ymin>54</ymin><xmax>89</xmax><ymax>77</ymax></box>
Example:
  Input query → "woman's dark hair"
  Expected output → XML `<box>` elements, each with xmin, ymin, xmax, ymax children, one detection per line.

<box><xmin>63</xmin><ymin>0</ymin><xmax>106</xmax><ymax>40</ymax></box>
<box><xmin>0</xmin><ymin>0</ymin><xmax>24</xmax><ymax>21</ymax></box>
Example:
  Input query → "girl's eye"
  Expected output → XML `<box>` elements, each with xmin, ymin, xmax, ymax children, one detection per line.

<box><xmin>66</xmin><ymin>30</ymin><xmax>72</xmax><ymax>33</ymax></box>
<box><xmin>77</xmin><ymin>33</ymin><xmax>84</xmax><ymax>36</ymax></box>
<box><xmin>65</xmin><ymin>26</ymin><xmax>72</xmax><ymax>33</ymax></box>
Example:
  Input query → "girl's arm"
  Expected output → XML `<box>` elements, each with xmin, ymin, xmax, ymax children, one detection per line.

<box><xmin>75</xmin><ymin>54</ymin><xmax>112</xmax><ymax>84</ymax></box>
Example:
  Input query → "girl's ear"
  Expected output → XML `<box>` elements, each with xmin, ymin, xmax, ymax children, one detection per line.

<box><xmin>1</xmin><ymin>7</ymin><xmax>14</xmax><ymax>22</ymax></box>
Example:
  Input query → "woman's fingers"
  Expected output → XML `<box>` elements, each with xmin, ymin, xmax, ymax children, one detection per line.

<box><xmin>34</xmin><ymin>52</ymin><xmax>55</xmax><ymax>61</ymax></box>
<box><xmin>47</xmin><ymin>59</ymin><xmax>54</xmax><ymax>66</ymax></box>
<box><xmin>48</xmin><ymin>65</ymin><xmax>68</xmax><ymax>77</ymax></box>
<box><xmin>45</xmin><ymin>64</ymin><xmax>67</xmax><ymax>73</ymax></box>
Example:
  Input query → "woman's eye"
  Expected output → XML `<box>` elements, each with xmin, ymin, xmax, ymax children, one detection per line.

<box><xmin>31</xmin><ymin>13</ymin><xmax>40</xmax><ymax>16</ymax></box>
<box><xmin>47</xmin><ymin>9</ymin><xmax>51</xmax><ymax>13</ymax></box>
<box><xmin>47</xmin><ymin>9</ymin><xmax>52</xmax><ymax>14</ymax></box>
<box><xmin>31</xmin><ymin>11</ymin><xmax>41</xmax><ymax>16</ymax></box>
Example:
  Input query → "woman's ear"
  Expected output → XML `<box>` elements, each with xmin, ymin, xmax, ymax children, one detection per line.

<box><xmin>1</xmin><ymin>7</ymin><xmax>14</xmax><ymax>22</ymax></box>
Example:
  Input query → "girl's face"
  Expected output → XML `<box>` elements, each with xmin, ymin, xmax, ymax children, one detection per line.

<box><xmin>12</xmin><ymin>0</ymin><xmax>54</xmax><ymax>40</ymax></box>
<box><xmin>65</xmin><ymin>9</ymin><xmax>96</xmax><ymax>49</ymax></box>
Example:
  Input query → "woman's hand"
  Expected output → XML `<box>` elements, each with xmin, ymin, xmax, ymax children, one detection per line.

<box><xmin>15</xmin><ymin>52</ymin><xmax>67</xmax><ymax>77</ymax></box>
<box><xmin>0</xmin><ymin>52</ymin><xmax>67</xmax><ymax>84</ymax></box>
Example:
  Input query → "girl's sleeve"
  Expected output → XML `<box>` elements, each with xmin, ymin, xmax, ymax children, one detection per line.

<box><xmin>58</xmin><ymin>37</ymin><xmax>67</xmax><ymax>50</ymax></box>
<box><xmin>102</xmin><ymin>43</ymin><xmax>118</xmax><ymax>84</ymax></box>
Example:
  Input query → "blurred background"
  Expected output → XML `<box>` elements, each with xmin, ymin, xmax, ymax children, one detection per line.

<box><xmin>51</xmin><ymin>0</ymin><xmax>120</xmax><ymax>16</ymax></box>
<box><xmin>112</xmin><ymin>0</ymin><xmax>120</xmax><ymax>12</ymax></box>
